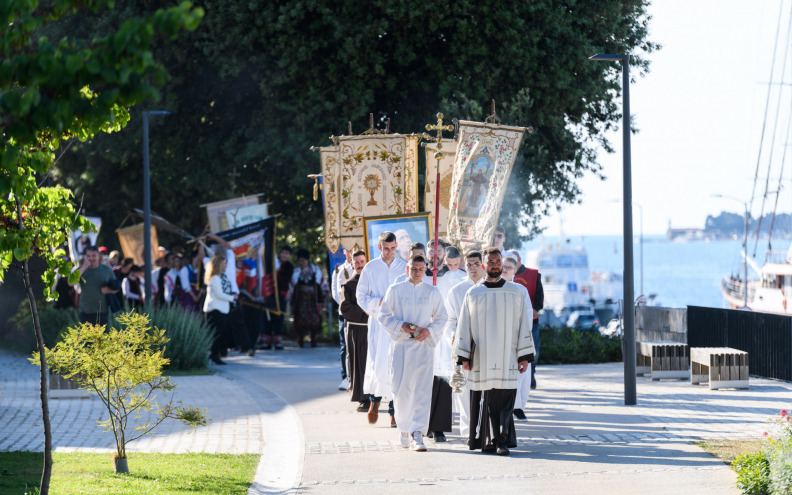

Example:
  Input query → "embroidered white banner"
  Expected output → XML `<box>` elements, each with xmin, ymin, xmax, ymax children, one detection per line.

<box><xmin>335</xmin><ymin>134</ymin><xmax>419</xmax><ymax>252</ymax></box>
<box><xmin>319</xmin><ymin>145</ymin><xmax>342</xmax><ymax>253</ymax></box>
<box><xmin>447</xmin><ymin>121</ymin><xmax>526</xmax><ymax>249</ymax></box>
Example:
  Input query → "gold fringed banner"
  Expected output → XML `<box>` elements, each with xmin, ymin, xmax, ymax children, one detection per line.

<box><xmin>320</xmin><ymin>145</ymin><xmax>342</xmax><ymax>252</ymax></box>
<box><xmin>334</xmin><ymin>134</ymin><xmax>419</xmax><ymax>251</ymax></box>
<box><xmin>423</xmin><ymin>141</ymin><xmax>456</xmax><ymax>238</ymax></box>
<box><xmin>447</xmin><ymin>121</ymin><xmax>526</xmax><ymax>249</ymax></box>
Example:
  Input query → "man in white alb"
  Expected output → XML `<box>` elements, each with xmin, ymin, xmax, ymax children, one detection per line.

<box><xmin>501</xmin><ymin>255</ymin><xmax>532</xmax><ymax>421</ymax></box>
<box><xmin>356</xmin><ymin>231</ymin><xmax>407</xmax><ymax>426</ymax></box>
<box><xmin>331</xmin><ymin>248</ymin><xmax>354</xmax><ymax>391</ymax></box>
<box><xmin>453</xmin><ymin>247</ymin><xmax>535</xmax><ymax>455</ymax></box>
<box><xmin>378</xmin><ymin>254</ymin><xmax>448</xmax><ymax>451</ymax></box>
<box><xmin>444</xmin><ymin>250</ymin><xmax>485</xmax><ymax>438</ymax></box>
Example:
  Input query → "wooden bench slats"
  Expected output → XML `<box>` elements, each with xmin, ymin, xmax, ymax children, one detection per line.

<box><xmin>636</xmin><ymin>341</ymin><xmax>690</xmax><ymax>380</ymax></box>
<box><xmin>690</xmin><ymin>347</ymin><xmax>749</xmax><ymax>390</ymax></box>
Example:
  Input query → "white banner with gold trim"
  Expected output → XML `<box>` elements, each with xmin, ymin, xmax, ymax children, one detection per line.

<box><xmin>320</xmin><ymin>145</ymin><xmax>342</xmax><ymax>252</ymax></box>
<box><xmin>423</xmin><ymin>141</ymin><xmax>456</xmax><ymax>238</ymax></box>
<box><xmin>447</xmin><ymin>121</ymin><xmax>526</xmax><ymax>248</ymax></box>
<box><xmin>335</xmin><ymin>134</ymin><xmax>419</xmax><ymax>251</ymax></box>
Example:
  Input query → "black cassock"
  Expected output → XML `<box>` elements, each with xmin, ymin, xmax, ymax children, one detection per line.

<box><xmin>467</xmin><ymin>388</ymin><xmax>517</xmax><ymax>451</ymax></box>
<box><xmin>340</xmin><ymin>274</ymin><xmax>368</xmax><ymax>403</ymax></box>
<box><xmin>427</xmin><ymin>376</ymin><xmax>453</xmax><ymax>433</ymax></box>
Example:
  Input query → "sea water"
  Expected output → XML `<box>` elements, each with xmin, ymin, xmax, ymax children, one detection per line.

<box><xmin>520</xmin><ymin>235</ymin><xmax>792</xmax><ymax>310</ymax></box>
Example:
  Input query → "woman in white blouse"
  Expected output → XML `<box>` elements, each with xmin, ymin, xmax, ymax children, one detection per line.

<box><xmin>203</xmin><ymin>254</ymin><xmax>238</xmax><ymax>365</ymax></box>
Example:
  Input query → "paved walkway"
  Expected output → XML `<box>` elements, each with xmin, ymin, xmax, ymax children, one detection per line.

<box><xmin>2</xmin><ymin>345</ymin><xmax>790</xmax><ymax>494</ymax></box>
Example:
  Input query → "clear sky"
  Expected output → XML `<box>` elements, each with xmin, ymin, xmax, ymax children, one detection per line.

<box><xmin>538</xmin><ymin>0</ymin><xmax>792</xmax><ymax>236</ymax></box>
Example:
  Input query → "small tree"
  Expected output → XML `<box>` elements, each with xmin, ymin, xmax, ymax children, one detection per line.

<box><xmin>42</xmin><ymin>312</ymin><xmax>207</xmax><ymax>474</ymax></box>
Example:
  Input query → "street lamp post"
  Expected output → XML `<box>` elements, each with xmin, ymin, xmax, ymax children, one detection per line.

<box><xmin>142</xmin><ymin>110</ymin><xmax>170</xmax><ymax>306</ymax></box>
<box><xmin>712</xmin><ymin>194</ymin><xmax>749</xmax><ymax>308</ymax></box>
<box><xmin>589</xmin><ymin>53</ymin><xmax>636</xmax><ymax>406</ymax></box>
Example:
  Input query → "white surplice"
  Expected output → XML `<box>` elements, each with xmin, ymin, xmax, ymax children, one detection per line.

<box><xmin>356</xmin><ymin>256</ymin><xmax>407</xmax><ymax>399</ymax></box>
<box><xmin>433</xmin><ymin>269</ymin><xmax>467</xmax><ymax>377</ymax></box>
<box><xmin>444</xmin><ymin>277</ymin><xmax>478</xmax><ymax>436</ymax></box>
<box><xmin>512</xmin><ymin>283</ymin><xmax>533</xmax><ymax>409</ymax></box>
<box><xmin>378</xmin><ymin>280</ymin><xmax>448</xmax><ymax>434</ymax></box>
<box><xmin>453</xmin><ymin>280</ymin><xmax>535</xmax><ymax>391</ymax></box>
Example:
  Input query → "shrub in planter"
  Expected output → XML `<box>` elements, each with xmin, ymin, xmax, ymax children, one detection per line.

<box><xmin>142</xmin><ymin>305</ymin><xmax>213</xmax><ymax>371</ymax></box>
<box><xmin>8</xmin><ymin>300</ymin><xmax>78</xmax><ymax>352</ymax></box>
<box><xmin>538</xmin><ymin>325</ymin><xmax>622</xmax><ymax>365</ymax></box>
<box><xmin>733</xmin><ymin>451</ymin><xmax>770</xmax><ymax>495</ymax></box>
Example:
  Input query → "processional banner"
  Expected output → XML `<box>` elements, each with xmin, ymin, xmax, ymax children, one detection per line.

<box><xmin>116</xmin><ymin>223</ymin><xmax>159</xmax><ymax>266</ymax></box>
<box><xmin>322</xmin><ymin>134</ymin><xmax>420</xmax><ymax>253</ymax></box>
<box><xmin>215</xmin><ymin>217</ymin><xmax>279</xmax><ymax>313</ymax></box>
<box><xmin>423</xmin><ymin>141</ymin><xmax>456</xmax><ymax>238</ymax></box>
<box><xmin>202</xmin><ymin>195</ymin><xmax>262</xmax><ymax>233</ymax></box>
<box><xmin>68</xmin><ymin>216</ymin><xmax>102</xmax><ymax>262</ymax></box>
<box><xmin>447</xmin><ymin>121</ymin><xmax>526</xmax><ymax>249</ymax></box>
<box><xmin>320</xmin><ymin>146</ymin><xmax>342</xmax><ymax>253</ymax></box>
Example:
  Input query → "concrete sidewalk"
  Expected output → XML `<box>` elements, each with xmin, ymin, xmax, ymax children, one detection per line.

<box><xmin>2</xmin><ymin>345</ymin><xmax>789</xmax><ymax>494</ymax></box>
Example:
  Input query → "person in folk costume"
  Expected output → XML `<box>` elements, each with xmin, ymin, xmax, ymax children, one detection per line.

<box><xmin>356</xmin><ymin>231</ymin><xmax>406</xmax><ymax>427</ymax></box>
<box><xmin>290</xmin><ymin>248</ymin><xmax>325</xmax><ymax>348</ymax></box>
<box><xmin>425</xmin><ymin>245</ymin><xmax>467</xmax><ymax>442</ymax></box>
<box><xmin>262</xmin><ymin>246</ymin><xmax>294</xmax><ymax>350</ymax></box>
<box><xmin>508</xmin><ymin>248</ymin><xmax>544</xmax><ymax>393</ymax></box>
<box><xmin>443</xmin><ymin>250</ymin><xmax>485</xmax><ymax>439</ymax></box>
<box><xmin>378</xmin><ymin>254</ymin><xmax>448</xmax><ymax>451</ymax></box>
<box><xmin>501</xmin><ymin>255</ymin><xmax>533</xmax><ymax>422</ymax></box>
<box><xmin>331</xmin><ymin>248</ymin><xmax>354</xmax><ymax>391</ymax></box>
<box><xmin>339</xmin><ymin>250</ymin><xmax>370</xmax><ymax>413</ymax></box>
<box><xmin>121</xmin><ymin>265</ymin><xmax>146</xmax><ymax>308</ymax></box>
<box><xmin>453</xmin><ymin>247</ymin><xmax>535</xmax><ymax>456</ymax></box>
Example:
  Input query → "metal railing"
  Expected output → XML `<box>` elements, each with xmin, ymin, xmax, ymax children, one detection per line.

<box><xmin>687</xmin><ymin>305</ymin><xmax>792</xmax><ymax>381</ymax></box>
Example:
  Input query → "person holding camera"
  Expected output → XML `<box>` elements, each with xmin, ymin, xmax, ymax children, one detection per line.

<box><xmin>77</xmin><ymin>245</ymin><xmax>119</xmax><ymax>326</ymax></box>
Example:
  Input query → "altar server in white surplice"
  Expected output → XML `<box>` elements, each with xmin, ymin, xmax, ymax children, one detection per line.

<box><xmin>356</xmin><ymin>231</ymin><xmax>407</xmax><ymax>426</ymax></box>
<box><xmin>443</xmin><ymin>250</ymin><xmax>485</xmax><ymax>438</ymax></box>
<box><xmin>501</xmin><ymin>255</ymin><xmax>533</xmax><ymax>421</ymax></box>
<box><xmin>453</xmin><ymin>247</ymin><xmax>534</xmax><ymax>456</ymax></box>
<box><xmin>378</xmin><ymin>254</ymin><xmax>448</xmax><ymax>452</ymax></box>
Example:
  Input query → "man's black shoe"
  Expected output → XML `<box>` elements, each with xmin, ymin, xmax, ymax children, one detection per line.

<box><xmin>496</xmin><ymin>444</ymin><xmax>510</xmax><ymax>456</ymax></box>
<box><xmin>513</xmin><ymin>408</ymin><xmax>527</xmax><ymax>420</ymax></box>
<box><xmin>433</xmin><ymin>432</ymin><xmax>447</xmax><ymax>442</ymax></box>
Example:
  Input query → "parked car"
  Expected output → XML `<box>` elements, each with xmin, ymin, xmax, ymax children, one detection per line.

<box><xmin>566</xmin><ymin>310</ymin><xmax>600</xmax><ymax>330</ymax></box>
<box><xmin>600</xmin><ymin>317</ymin><xmax>622</xmax><ymax>336</ymax></box>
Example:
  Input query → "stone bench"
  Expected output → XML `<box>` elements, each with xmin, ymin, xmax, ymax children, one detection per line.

<box><xmin>690</xmin><ymin>347</ymin><xmax>749</xmax><ymax>390</ymax></box>
<box><xmin>636</xmin><ymin>341</ymin><xmax>690</xmax><ymax>380</ymax></box>
<box><xmin>48</xmin><ymin>371</ymin><xmax>87</xmax><ymax>399</ymax></box>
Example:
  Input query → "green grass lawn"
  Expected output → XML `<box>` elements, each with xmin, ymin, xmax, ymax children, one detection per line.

<box><xmin>0</xmin><ymin>451</ymin><xmax>259</xmax><ymax>495</ymax></box>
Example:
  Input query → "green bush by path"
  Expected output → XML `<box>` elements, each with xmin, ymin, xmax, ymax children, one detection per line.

<box><xmin>6</xmin><ymin>301</ymin><xmax>212</xmax><ymax>371</ymax></box>
<box><xmin>0</xmin><ymin>451</ymin><xmax>259</xmax><ymax>494</ymax></box>
<box><xmin>538</xmin><ymin>325</ymin><xmax>622</xmax><ymax>365</ymax></box>
<box><xmin>733</xmin><ymin>451</ymin><xmax>770</xmax><ymax>495</ymax></box>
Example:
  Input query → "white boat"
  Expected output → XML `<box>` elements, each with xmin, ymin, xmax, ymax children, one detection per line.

<box><xmin>523</xmin><ymin>239</ymin><xmax>623</xmax><ymax>326</ymax></box>
<box><xmin>721</xmin><ymin>247</ymin><xmax>792</xmax><ymax>314</ymax></box>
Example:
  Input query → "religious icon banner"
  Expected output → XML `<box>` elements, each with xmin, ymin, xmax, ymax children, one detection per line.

<box><xmin>335</xmin><ymin>134</ymin><xmax>420</xmax><ymax>252</ymax></box>
<box><xmin>447</xmin><ymin>121</ymin><xmax>526</xmax><ymax>248</ymax></box>
<box><xmin>423</xmin><ymin>141</ymin><xmax>456</xmax><ymax>238</ymax></box>
<box><xmin>320</xmin><ymin>145</ymin><xmax>342</xmax><ymax>253</ymax></box>
<box><xmin>214</xmin><ymin>216</ymin><xmax>279</xmax><ymax>313</ymax></box>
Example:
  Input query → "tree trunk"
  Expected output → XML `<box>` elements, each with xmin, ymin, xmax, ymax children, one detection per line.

<box><xmin>17</xmin><ymin>195</ymin><xmax>52</xmax><ymax>495</ymax></box>
<box><xmin>22</xmin><ymin>258</ymin><xmax>53</xmax><ymax>494</ymax></box>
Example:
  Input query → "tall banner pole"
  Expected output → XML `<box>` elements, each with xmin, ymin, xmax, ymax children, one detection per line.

<box><xmin>425</xmin><ymin>113</ymin><xmax>454</xmax><ymax>286</ymax></box>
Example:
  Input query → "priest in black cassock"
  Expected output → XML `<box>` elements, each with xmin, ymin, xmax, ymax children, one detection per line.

<box><xmin>452</xmin><ymin>247</ymin><xmax>535</xmax><ymax>456</ymax></box>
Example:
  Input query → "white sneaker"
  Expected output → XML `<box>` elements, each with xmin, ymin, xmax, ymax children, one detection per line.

<box><xmin>338</xmin><ymin>378</ymin><xmax>349</xmax><ymax>391</ymax></box>
<box><xmin>400</xmin><ymin>431</ymin><xmax>410</xmax><ymax>448</ymax></box>
<box><xmin>411</xmin><ymin>431</ymin><xmax>427</xmax><ymax>451</ymax></box>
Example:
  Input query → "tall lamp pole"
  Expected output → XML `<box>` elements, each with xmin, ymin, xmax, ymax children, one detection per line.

<box><xmin>142</xmin><ymin>110</ymin><xmax>170</xmax><ymax>306</ymax></box>
<box><xmin>712</xmin><ymin>194</ymin><xmax>749</xmax><ymax>308</ymax></box>
<box><xmin>589</xmin><ymin>53</ymin><xmax>636</xmax><ymax>406</ymax></box>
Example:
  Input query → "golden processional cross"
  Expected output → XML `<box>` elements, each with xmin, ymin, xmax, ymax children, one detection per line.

<box><xmin>425</xmin><ymin>112</ymin><xmax>454</xmax><ymax>286</ymax></box>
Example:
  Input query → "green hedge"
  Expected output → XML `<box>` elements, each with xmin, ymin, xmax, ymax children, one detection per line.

<box><xmin>537</xmin><ymin>325</ymin><xmax>622</xmax><ymax>365</ymax></box>
<box><xmin>6</xmin><ymin>301</ymin><xmax>211</xmax><ymax>371</ymax></box>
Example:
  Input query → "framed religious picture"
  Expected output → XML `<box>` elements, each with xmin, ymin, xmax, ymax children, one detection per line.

<box><xmin>363</xmin><ymin>212</ymin><xmax>432</xmax><ymax>261</ymax></box>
